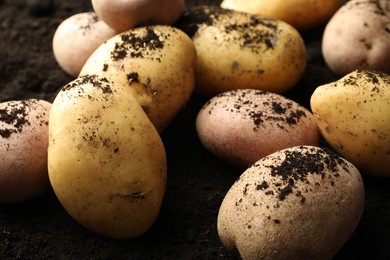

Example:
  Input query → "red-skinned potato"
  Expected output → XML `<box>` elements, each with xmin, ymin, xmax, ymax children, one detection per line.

<box><xmin>52</xmin><ymin>12</ymin><xmax>118</xmax><ymax>78</ymax></box>
<box><xmin>196</xmin><ymin>89</ymin><xmax>321</xmax><ymax>169</ymax></box>
<box><xmin>322</xmin><ymin>0</ymin><xmax>390</xmax><ymax>76</ymax></box>
<box><xmin>91</xmin><ymin>0</ymin><xmax>185</xmax><ymax>32</ymax></box>
<box><xmin>218</xmin><ymin>145</ymin><xmax>364</xmax><ymax>259</ymax></box>
<box><xmin>0</xmin><ymin>99</ymin><xmax>51</xmax><ymax>203</ymax></box>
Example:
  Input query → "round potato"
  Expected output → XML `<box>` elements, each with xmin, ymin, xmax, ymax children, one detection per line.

<box><xmin>48</xmin><ymin>75</ymin><xmax>167</xmax><ymax>239</ymax></box>
<box><xmin>52</xmin><ymin>12</ymin><xmax>118</xmax><ymax>78</ymax></box>
<box><xmin>310</xmin><ymin>70</ymin><xmax>390</xmax><ymax>177</ymax></box>
<box><xmin>0</xmin><ymin>99</ymin><xmax>51</xmax><ymax>203</ymax></box>
<box><xmin>322</xmin><ymin>0</ymin><xmax>390</xmax><ymax>76</ymax></box>
<box><xmin>218</xmin><ymin>145</ymin><xmax>365</xmax><ymax>259</ymax></box>
<box><xmin>196</xmin><ymin>89</ymin><xmax>320</xmax><ymax>169</ymax></box>
<box><xmin>175</xmin><ymin>6</ymin><xmax>307</xmax><ymax>96</ymax></box>
<box><xmin>80</xmin><ymin>25</ymin><xmax>196</xmax><ymax>132</ymax></box>
<box><xmin>220</xmin><ymin>0</ymin><xmax>342</xmax><ymax>31</ymax></box>
<box><xmin>92</xmin><ymin>0</ymin><xmax>184</xmax><ymax>32</ymax></box>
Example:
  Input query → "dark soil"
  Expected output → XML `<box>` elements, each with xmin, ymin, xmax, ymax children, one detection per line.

<box><xmin>0</xmin><ymin>0</ymin><xmax>389</xmax><ymax>259</ymax></box>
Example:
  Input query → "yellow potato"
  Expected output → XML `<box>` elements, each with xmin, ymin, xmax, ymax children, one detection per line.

<box><xmin>310</xmin><ymin>70</ymin><xmax>390</xmax><ymax>177</ymax></box>
<box><xmin>48</xmin><ymin>75</ymin><xmax>167</xmax><ymax>239</ymax></box>
<box><xmin>80</xmin><ymin>25</ymin><xmax>196</xmax><ymax>132</ymax></box>
<box><xmin>175</xmin><ymin>6</ymin><xmax>307</xmax><ymax>96</ymax></box>
<box><xmin>221</xmin><ymin>0</ymin><xmax>342</xmax><ymax>30</ymax></box>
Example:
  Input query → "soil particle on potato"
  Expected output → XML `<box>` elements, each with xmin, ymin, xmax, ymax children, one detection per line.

<box><xmin>0</xmin><ymin>100</ymin><xmax>32</xmax><ymax>138</ymax></box>
<box><xmin>249</xmin><ymin>146</ymin><xmax>348</xmax><ymax>205</ymax></box>
<box><xmin>202</xmin><ymin>89</ymin><xmax>308</xmax><ymax>130</ymax></box>
<box><xmin>62</xmin><ymin>74</ymin><xmax>113</xmax><ymax>95</ymax></box>
<box><xmin>340</xmin><ymin>70</ymin><xmax>389</xmax><ymax>92</ymax></box>
<box><xmin>127</xmin><ymin>72</ymin><xmax>140</xmax><ymax>83</ymax></box>
<box><xmin>111</xmin><ymin>26</ymin><xmax>164</xmax><ymax>61</ymax></box>
<box><xmin>79</xmin><ymin>12</ymin><xmax>99</xmax><ymax>33</ymax></box>
<box><xmin>175</xmin><ymin>5</ymin><xmax>280</xmax><ymax>52</ymax></box>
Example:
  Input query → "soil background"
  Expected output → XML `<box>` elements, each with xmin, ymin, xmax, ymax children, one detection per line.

<box><xmin>0</xmin><ymin>0</ymin><xmax>389</xmax><ymax>259</ymax></box>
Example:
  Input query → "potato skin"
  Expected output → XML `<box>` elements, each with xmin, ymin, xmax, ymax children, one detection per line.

<box><xmin>196</xmin><ymin>89</ymin><xmax>320</xmax><ymax>169</ymax></box>
<box><xmin>92</xmin><ymin>0</ymin><xmax>184</xmax><ymax>32</ymax></box>
<box><xmin>48</xmin><ymin>75</ymin><xmax>167</xmax><ymax>239</ymax></box>
<box><xmin>322</xmin><ymin>0</ymin><xmax>390</xmax><ymax>76</ymax></box>
<box><xmin>175</xmin><ymin>6</ymin><xmax>307</xmax><ymax>96</ymax></box>
<box><xmin>310</xmin><ymin>70</ymin><xmax>390</xmax><ymax>177</ymax></box>
<box><xmin>0</xmin><ymin>99</ymin><xmax>51</xmax><ymax>203</ymax></box>
<box><xmin>80</xmin><ymin>25</ymin><xmax>196</xmax><ymax>132</ymax></box>
<box><xmin>218</xmin><ymin>146</ymin><xmax>364</xmax><ymax>259</ymax></box>
<box><xmin>221</xmin><ymin>0</ymin><xmax>342</xmax><ymax>30</ymax></box>
<box><xmin>52</xmin><ymin>12</ymin><xmax>118</xmax><ymax>78</ymax></box>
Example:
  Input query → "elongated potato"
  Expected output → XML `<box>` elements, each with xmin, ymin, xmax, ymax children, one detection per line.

<box><xmin>48</xmin><ymin>75</ymin><xmax>167</xmax><ymax>239</ymax></box>
<box><xmin>80</xmin><ymin>25</ymin><xmax>196</xmax><ymax>132</ymax></box>
<box><xmin>310</xmin><ymin>70</ymin><xmax>390</xmax><ymax>177</ymax></box>
<box><xmin>175</xmin><ymin>6</ymin><xmax>307</xmax><ymax>96</ymax></box>
<box><xmin>196</xmin><ymin>89</ymin><xmax>320</xmax><ymax>169</ymax></box>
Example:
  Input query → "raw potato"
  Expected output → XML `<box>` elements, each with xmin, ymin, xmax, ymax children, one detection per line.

<box><xmin>322</xmin><ymin>0</ymin><xmax>390</xmax><ymax>76</ymax></box>
<box><xmin>80</xmin><ymin>25</ymin><xmax>196</xmax><ymax>132</ymax></box>
<box><xmin>0</xmin><ymin>99</ymin><xmax>51</xmax><ymax>203</ymax></box>
<box><xmin>220</xmin><ymin>0</ymin><xmax>342</xmax><ymax>30</ymax></box>
<box><xmin>196</xmin><ymin>89</ymin><xmax>320</xmax><ymax>169</ymax></box>
<box><xmin>310</xmin><ymin>70</ymin><xmax>390</xmax><ymax>177</ymax></box>
<box><xmin>175</xmin><ymin>6</ymin><xmax>307</xmax><ymax>96</ymax></box>
<box><xmin>92</xmin><ymin>0</ymin><xmax>185</xmax><ymax>32</ymax></box>
<box><xmin>52</xmin><ymin>12</ymin><xmax>118</xmax><ymax>78</ymax></box>
<box><xmin>48</xmin><ymin>75</ymin><xmax>167</xmax><ymax>239</ymax></box>
<box><xmin>218</xmin><ymin>145</ymin><xmax>365</xmax><ymax>259</ymax></box>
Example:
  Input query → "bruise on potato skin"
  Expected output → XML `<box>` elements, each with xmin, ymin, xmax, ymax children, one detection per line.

<box><xmin>0</xmin><ymin>99</ymin><xmax>48</xmax><ymax>138</ymax></box>
<box><xmin>175</xmin><ymin>5</ymin><xmax>280</xmax><ymax>52</ymax></box>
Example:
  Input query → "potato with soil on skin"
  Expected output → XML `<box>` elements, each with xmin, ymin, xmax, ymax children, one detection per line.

<box><xmin>0</xmin><ymin>99</ymin><xmax>51</xmax><ymax>203</ymax></box>
<box><xmin>52</xmin><ymin>12</ymin><xmax>118</xmax><ymax>78</ymax></box>
<box><xmin>80</xmin><ymin>25</ymin><xmax>196</xmax><ymax>132</ymax></box>
<box><xmin>310</xmin><ymin>70</ymin><xmax>390</xmax><ymax>177</ymax></box>
<box><xmin>48</xmin><ymin>75</ymin><xmax>167</xmax><ymax>239</ymax></box>
<box><xmin>220</xmin><ymin>0</ymin><xmax>342</xmax><ymax>31</ymax></box>
<box><xmin>322</xmin><ymin>0</ymin><xmax>390</xmax><ymax>76</ymax></box>
<box><xmin>196</xmin><ymin>89</ymin><xmax>321</xmax><ymax>169</ymax></box>
<box><xmin>92</xmin><ymin>0</ymin><xmax>185</xmax><ymax>32</ymax></box>
<box><xmin>218</xmin><ymin>145</ymin><xmax>365</xmax><ymax>259</ymax></box>
<box><xmin>175</xmin><ymin>6</ymin><xmax>307</xmax><ymax>96</ymax></box>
